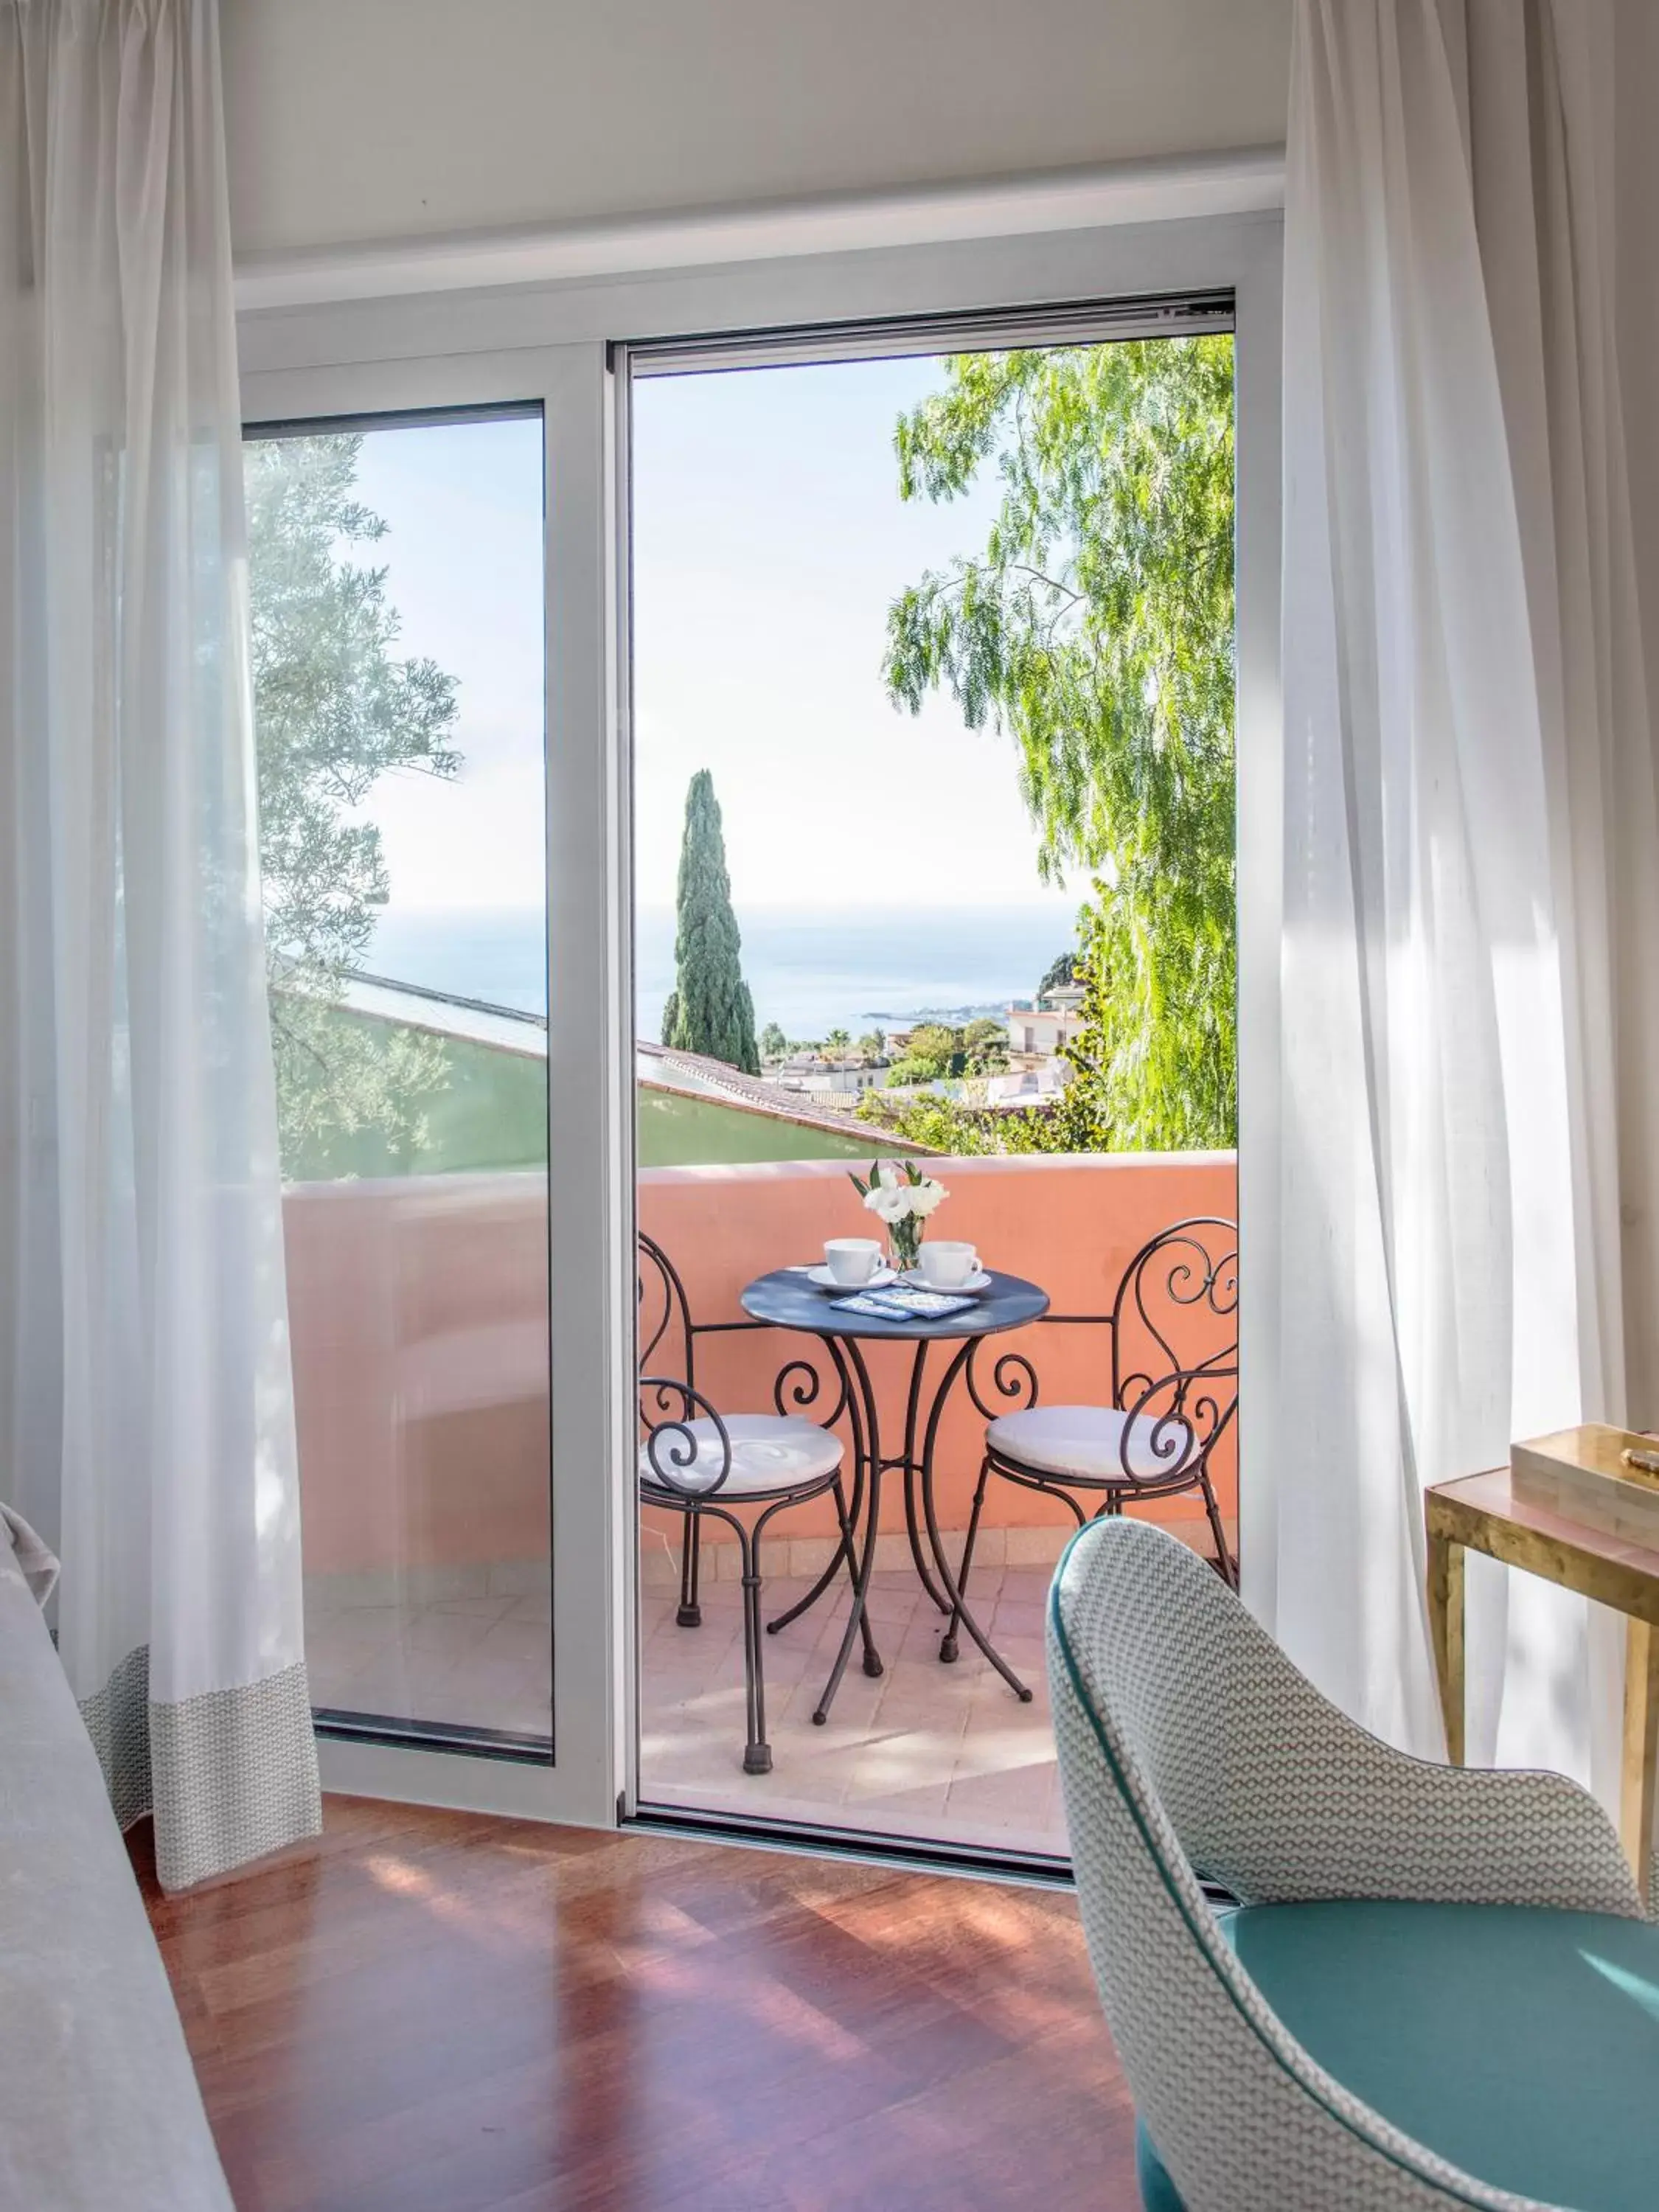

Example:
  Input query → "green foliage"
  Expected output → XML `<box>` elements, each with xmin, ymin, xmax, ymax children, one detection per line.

<box><xmin>759</xmin><ymin>1020</ymin><xmax>788</xmax><ymax>1060</ymax></box>
<box><xmin>1060</xmin><ymin>891</ymin><xmax>1233</xmax><ymax>1152</ymax></box>
<box><xmin>663</xmin><ymin>770</ymin><xmax>760</xmax><ymax>1074</ymax></box>
<box><xmin>824</xmin><ymin>1026</ymin><xmax>852</xmax><ymax>1054</ymax></box>
<box><xmin>858</xmin><ymin>1090</ymin><xmax>986</xmax><ymax>1152</ymax></box>
<box><xmin>248</xmin><ymin>434</ymin><xmax>463</xmax><ymax>1165</ymax></box>
<box><xmin>886</xmin><ymin>1021</ymin><xmax>963</xmax><ymax>1085</ymax></box>
<box><xmin>857</xmin><ymin>1029</ymin><xmax>887</xmax><ymax>1062</ymax></box>
<box><xmin>884</xmin><ymin>337</ymin><xmax>1237</xmax><ymax>1150</ymax></box>
<box><xmin>857</xmin><ymin>1086</ymin><xmax>1060</xmax><ymax>1156</ymax></box>
<box><xmin>883</xmin><ymin>1015</ymin><xmax>1007</xmax><ymax>1088</ymax></box>
<box><xmin>1037</xmin><ymin>951</ymin><xmax>1078</xmax><ymax>1001</ymax></box>
<box><xmin>960</xmin><ymin>1016</ymin><xmax>1009</xmax><ymax>1073</ymax></box>
<box><xmin>847</xmin><ymin>1156</ymin><xmax>934</xmax><ymax>1198</ymax></box>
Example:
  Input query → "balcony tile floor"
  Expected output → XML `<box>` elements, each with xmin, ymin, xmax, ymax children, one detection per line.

<box><xmin>302</xmin><ymin>1562</ymin><xmax>1066</xmax><ymax>1860</ymax></box>
<box><xmin>303</xmin><ymin>1582</ymin><xmax>554</xmax><ymax>1739</ymax></box>
<box><xmin>639</xmin><ymin>1564</ymin><xmax>1066</xmax><ymax>1859</ymax></box>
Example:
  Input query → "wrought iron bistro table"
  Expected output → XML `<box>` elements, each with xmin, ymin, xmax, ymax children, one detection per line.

<box><xmin>739</xmin><ymin>1266</ymin><xmax>1050</xmax><ymax>1728</ymax></box>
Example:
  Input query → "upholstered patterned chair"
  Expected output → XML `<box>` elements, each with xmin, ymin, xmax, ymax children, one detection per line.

<box><xmin>1049</xmin><ymin>1517</ymin><xmax>1659</xmax><ymax>2211</ymax></box>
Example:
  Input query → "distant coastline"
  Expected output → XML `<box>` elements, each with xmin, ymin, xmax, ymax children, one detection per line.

<box><xmin>367</xmin><ymin>901</ymin><xmax>1078</xmax><ymax>1043</ymax></box>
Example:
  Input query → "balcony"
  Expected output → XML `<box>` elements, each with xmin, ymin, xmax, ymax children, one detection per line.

<box><xmin>289</xmin><ymin>1149</ymin><xmax>1237</xmax><ymax>1857</ymax></box>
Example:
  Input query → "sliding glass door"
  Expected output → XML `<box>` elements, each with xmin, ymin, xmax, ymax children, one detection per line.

<box><xmin>245</xmin><ymin>406</ymin><xmax>553</xmax><ymax>1753</ymax></box>
<box><xmin>627</xmin><ymin>309</ymin><xmax>1240</xmax><ymax>1863</ymax></box>
<box><xmin>233</xmin><ymin>212</ymin><xmax>1279</xmax><ymax>1836</ymax></box>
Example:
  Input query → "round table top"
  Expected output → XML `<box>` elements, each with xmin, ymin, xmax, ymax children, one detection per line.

<box><xmin>740</xmin><ymin>1266</ymin><xmax>1049</xmax><ymax>1343</ymax></box>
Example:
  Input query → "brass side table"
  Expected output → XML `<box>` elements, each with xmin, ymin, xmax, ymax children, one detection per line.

<box><xmin>1426</xmin><ymin>1467</ymin><xmax>1659</xmax><ymax>1905</ymax></box>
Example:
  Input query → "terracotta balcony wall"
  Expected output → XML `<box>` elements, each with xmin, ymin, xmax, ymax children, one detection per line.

<box><xmin>285</xmin><ymin>1171</ymin><xmax>554</xmax><ymax>1586</ymax></box>
<box><xmin>637</xmin><ymin>1154</ymin><xmax>1238</xmax><ymax>1582</ymax></box>
<box><xmin>283</xmin><ymin>1153</ymin><xmax>1238</xmax><ymax>1591</ymax></box>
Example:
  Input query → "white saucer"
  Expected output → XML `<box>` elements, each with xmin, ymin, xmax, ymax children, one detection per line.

<box><xmin>900</xmin><ymin>1267</ymin><xmax>992</xmax><ymax>1294</ymax></box>
<box><xmin>807</xmin><ymin>1264</ymin><xmax>897</xmax><ymax>1291</ymax></box>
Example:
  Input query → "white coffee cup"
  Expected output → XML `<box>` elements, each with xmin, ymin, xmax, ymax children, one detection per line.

<box><xmin>918</xmin><ymin>1240</ymin><xmax>980</xmax><ymax>1288</ymax></box>
<box><xmin>824</xmin><ymin>1237</ymin><xmax>882</xmax><ymax>1285</ymax></box>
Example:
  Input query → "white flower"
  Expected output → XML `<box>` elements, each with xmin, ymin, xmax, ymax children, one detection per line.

<box><xmin>875</xmin><ymin>1159</ymin><xmax>905</xmax><ymax>1191</ymax></box>
<box><xmin>865</xmin><ymin>1186</ymin><xmax>909</xmax><ymax>1224</ymax></box>
<box><xmin>909</xmin><ymin>1178</ymin><xmax>945</xmax><ymax>1217</ymax></box>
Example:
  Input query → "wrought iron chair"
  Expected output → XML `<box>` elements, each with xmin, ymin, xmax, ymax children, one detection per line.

<box><xmin>638</xmin><ymin>1232</ymin><xmax>869</xmax><ymax>1775</ymax></box>
<box><xmin>946</xmin><ymin>1217</ymin><xmax>1238</xmax><ymax>1699</ymax></box>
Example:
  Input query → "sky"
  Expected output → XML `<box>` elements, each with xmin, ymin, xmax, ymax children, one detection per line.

<box><xmin>630</xmin><ymin>357</ymin><xmax>1074</xmax><ymax>917</ymax></box>
<box><xmin>343</xmin><ymin>413</ymin><xmax>548</xmax><ymax>913</ymax></box>
<box><xmin>316</xmin><ymin>355</ymin><xmax>1079</xmax><ymax>931</ymax></box>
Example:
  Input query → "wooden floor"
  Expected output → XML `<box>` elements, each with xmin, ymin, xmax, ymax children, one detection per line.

<box><xmin>136</xmin><ymin>1796</ymin><xmax>1137</xmax><ymax>2212</ymax></box>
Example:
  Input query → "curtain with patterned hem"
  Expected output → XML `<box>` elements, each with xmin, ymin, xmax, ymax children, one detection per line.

<box><xmin>0</xmin><ymin>0</ymin><xmax>321</xmax><ymax>1891</ymax></box>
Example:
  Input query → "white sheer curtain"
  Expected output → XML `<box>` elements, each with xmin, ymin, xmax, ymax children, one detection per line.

<box><xmin>0</xmin><ymin>0</ymin><xmax>320</xmax><ymax>1889</ymax></box>
<box><xmin>1265</xmin><ymin>0</ymin><xmax>1659</xmax><ymax>1808</ymax></box>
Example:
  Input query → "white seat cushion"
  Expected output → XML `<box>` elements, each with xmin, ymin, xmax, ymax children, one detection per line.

<box><xmin>639</xmin><ymin>1413</ymin><xmax>843</xmax><ymax>1497</ymax></box>
<box><xmin>987</xmin><ymin>1403</ymin><xmax>1196</xmax><ymax>1486</ymax></box>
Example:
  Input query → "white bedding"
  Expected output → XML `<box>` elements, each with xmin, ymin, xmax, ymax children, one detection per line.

<box><xmin>0</xmin><ymin>1519</ymin><xmax>232</xmax><ymax>2211</ymax></box>
<box><xmin>0</xmin><ymin>1503</ymin><xmax>57</xmax><ymax>1604</ymax></box>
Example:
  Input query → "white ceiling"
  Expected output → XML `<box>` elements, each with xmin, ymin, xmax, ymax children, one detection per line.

<box><xmin>220</xmin><ymin>0</ymin><xmax>1295</xmax><ymax>261</ymax></box>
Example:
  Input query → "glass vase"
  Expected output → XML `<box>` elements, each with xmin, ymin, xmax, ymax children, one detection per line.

<box><xmin>889</xmin><ymin>1219</ymin><xmax>922</xmax><ymax>1276</ymax></box>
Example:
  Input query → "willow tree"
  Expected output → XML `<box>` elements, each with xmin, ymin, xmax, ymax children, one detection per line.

<box><xmin>884</xmin><ymin>337</ymin><xmax>1236</xmax><ymax>1150</ymax></box>
<box><xmin>660</xmin><ymin>770</ymin><xmax>760</xmax><ymax>1074</ymax></box>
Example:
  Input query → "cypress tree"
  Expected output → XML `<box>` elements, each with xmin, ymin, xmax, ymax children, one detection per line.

<box><xmin>662</xmin><ymin>770</ymin><xmax>759</xmax><ymax>1074</ymax></box>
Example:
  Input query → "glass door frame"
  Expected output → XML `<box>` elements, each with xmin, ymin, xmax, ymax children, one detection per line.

<box><xmin>239</xmin><ymin>341</ymin><xmax>633</xmax><ymax>1829</ymax></box>
<box><xmin>237</xmin><ymin>201</ymin><xmax>1282</xmax><ymax>1835</ymax></box>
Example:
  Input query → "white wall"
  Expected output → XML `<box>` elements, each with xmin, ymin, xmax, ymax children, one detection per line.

<box><xmin>220</xmin><ymin>0</ymin><xmax>1293</xmax><ymax>260</ymax></box>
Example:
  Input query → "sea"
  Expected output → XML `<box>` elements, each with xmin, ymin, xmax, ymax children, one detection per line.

<box><xmin>366</xmin><ymin>904</ymin><xmax>1077</xmax><ymax>1043</ymax></box>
